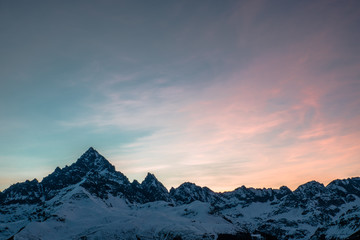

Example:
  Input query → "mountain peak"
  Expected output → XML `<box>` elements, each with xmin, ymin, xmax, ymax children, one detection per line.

<box><xmin>140</xmin><ymin>172</ymin><xmax>169</xmax><ymax>202</ymax></box>
<box><xmin>76</xmin><ymin>147</ymin><xmax>115</xmax><ymax>172</ymax></box>
<box><xmin>144</xmin><ymin>172</ymin><xmax>156</xmax><ymax>180</ymax></box>
<box><xmin>39</xmin><ymin>148</ymin><xmax>117</xmax><ymax>198</ymax></box>
<box><xmin>296</xmin><ymin>180</ymin><xmax>325</xmax><ymax>190</ymax></box>
<box><xmin>142</xmin><ymin>172</ymin><xmax>162</xmax><ymax>187</ymax></box>
<box><xmin>81</xmin><ymin>147</ymin><xmax>100</xmax><ymax>158</ymax></box>
<box><xmin>294</xmin><ymin>180</ymin><xmax>327</xmax><ymax>198</ymax></box>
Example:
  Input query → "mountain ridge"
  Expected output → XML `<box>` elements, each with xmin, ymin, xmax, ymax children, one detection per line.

<box><xmin>1</xmin><ymin>147</ymin><xmax>359</xmax><ymax>240</ymax></box>
<box><xmin>2</xmin><ymin>147</ymin><xmax>354</xmax><ymax>194</ymax></box>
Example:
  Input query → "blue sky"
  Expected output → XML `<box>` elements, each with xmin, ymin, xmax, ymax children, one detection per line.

<box><xmin>1</xmin><ymin>0</ymin><xmax>360</xmax><ymax>191</ymax></box>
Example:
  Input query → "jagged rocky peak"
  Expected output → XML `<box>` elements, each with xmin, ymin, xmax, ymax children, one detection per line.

<box><xmin>171</xmin><ymin>182</ymin><xmax>202</xmax><ymax>194</ymax></box>
<box><xmin>141</xmin><ymin>172</ymin><xmax>168</xmax><ymax>192</ymax></box>
<box><xmin>76</xmin><ymin>147</ymin><xmax>115</xmax><ymax>172</ymax></box>
<box><xmin>140</xmin><ymin>172</ymin><xmax>170</xmax><ymax>202</ymax></box>
<box><xmin>0</xmin><ymin>178</ymin><xmax>42</xmax><ymax>205</ymax></box>
<box><xmin>278</xmin><ymin>185</ymin><xmax>292</xmax><ymax>194</ymax></box>
<box><xmin>131</xmin><ymin>179</ymin><xmax>141</xmax><ymax>187</ymax></box>
<box><xmin>40</xmin><ymin>147</ymin><xmax>119</xmax><ymax>198</ymax></box>
<box><xmin>274</xmin><ymin>185</ymin><xmax>292</xmax><ymax>199</ymax></box>
<box><xmin>228</xmin><ymin>185</ymin><xmax>276</xmax><ymax>203</ymax></box>
<box><xmin>327</xmin><ymin>177</ymin><xmax>360</xmax><ymax>188</ymax></box>
<box><xmin>327</xmin><ymin>177</ymin><xmax>360</xmax><ymax>197</ymax></box>
<box><xmin>294</xmin><ymin>180</ymin><xmax>327</xmax><ymax>198</ymax></box>
<box><xmin>142</xmin><ymin>172</ymin><xmax>160</xmax><ymax>185</ymax></box>
<box><xmin>170</xmin><ymin>182</ymin><xmax>216</xmax><ymax>204</ymax></box>
<box><xmin>296</xmin><ymin>180</ymin><xmax>325</xmax><ymax>190</ymax></box>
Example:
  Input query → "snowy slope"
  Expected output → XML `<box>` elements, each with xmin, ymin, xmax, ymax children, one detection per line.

<box><xmin>1</xmin><ymin>147</ymin><xmax>360</xmax><ymax>240</ymax></box>
<box><xmin>13</xmin><ymin>186</ymin><xmax>235</xmax><ymax>240</ymax></box>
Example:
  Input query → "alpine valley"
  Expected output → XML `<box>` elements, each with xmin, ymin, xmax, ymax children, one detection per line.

<box><xmin>0</xmin><ymin>148</ymin><xmax>359</xmax><ymax>240</ymax></box>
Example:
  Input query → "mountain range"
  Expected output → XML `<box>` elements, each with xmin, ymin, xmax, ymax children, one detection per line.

<box><xmin>0</xmin><ymin>147</ymin><xmax>359</xmax><ymax>240</ymax></box>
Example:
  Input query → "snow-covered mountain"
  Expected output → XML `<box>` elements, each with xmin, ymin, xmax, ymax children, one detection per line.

<box><xmin>0</xmin><ymin>147</ymin><xmax>359</xmax><ymax>240</ymax></box>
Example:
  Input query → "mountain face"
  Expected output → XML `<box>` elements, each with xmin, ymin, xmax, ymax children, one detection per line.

<box><xmin>0</xmin><ymin>148</ymin><xmax>359</xmax><ymax>240</ymax></box>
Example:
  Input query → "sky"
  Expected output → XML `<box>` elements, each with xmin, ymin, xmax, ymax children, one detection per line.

<box><xmin>0</xmin><ymin>0</ymin><xmax>360</xmax><ymax>192</ymax></box>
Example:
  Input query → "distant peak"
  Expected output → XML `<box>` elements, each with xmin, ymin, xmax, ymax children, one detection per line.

<box><xmin>299</xmin><ymin>180</ymin><xmax>325</xmax><ymax>188</ymax></box>
<box><xmin>146</xmin><ymin>172</ymin><xmax>156</xmax><ymax>178</ymax></box>
<box><xmin>279</xmin><ymin>186</ymin><xmax>291</xmax><ymax>192</ymax></box>
<box><xmin>179</xmin><ymin>182</ymin><xmax>197</xmax><ymax>188</ymax></box>
<box><xmin>294</xmin><ymin>180</ymin><xmax>326</xmax><ymax>198</ymax></box>
<box><xmin>143</xmin><ymin>173</ymin><xmax>158</xmax><ymax>183</ymax></box>
<box><xmin>142</xmin><ymin>173</ymin><xmax>165</xmax><ymax>188</ymax></box>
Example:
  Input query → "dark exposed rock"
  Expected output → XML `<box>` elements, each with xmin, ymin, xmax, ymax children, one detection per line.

<box><xmin>140</xmin><ymin>172</ymin><xmax>170</xmax><ymax>202</ymax></box>
<box><xmin>170</xmin><ymin>182</ymin><xmax>219</xmax><ymax>204</ymax></box>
